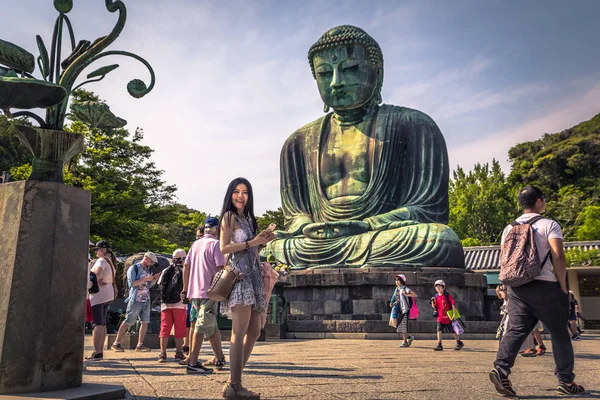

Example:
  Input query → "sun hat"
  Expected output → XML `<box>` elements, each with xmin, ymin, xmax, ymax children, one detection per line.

<box><xmin>434</xmin><ymin>279</ymin><xmax>446</xmax><ymax>287</ymax></box>
<box><xmin>144</xmin><ymin>251</ymin><xmax>158</xmax><ymax>264</ymax></box>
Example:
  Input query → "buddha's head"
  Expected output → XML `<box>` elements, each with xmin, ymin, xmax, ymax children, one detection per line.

<box><xmin>308</xmin><ymin>25</ymin><xmax>384</xmax><ymax>113</ymax></box>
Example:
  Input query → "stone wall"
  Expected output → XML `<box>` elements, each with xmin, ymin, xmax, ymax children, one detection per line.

<box><xmin>281</xmin><ymin>268</ymin><xmax>487</xmax><ymax>334</ymax></box>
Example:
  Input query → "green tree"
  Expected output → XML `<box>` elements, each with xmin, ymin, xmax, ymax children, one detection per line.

<box><xmin>0</xmin><ymin>114</ymin><xmax>30</xmax><ymax>174</ymax></box>
<box><xmin>257</xmin><ymin>208</ymin><xmax>285</xmax><ymax>231</ymax></box>
<box><xmin>449</xmin><ymin>159</ymin><xmax>517</xmax><ymax>244</ymax></box>
<box><xmin>507</xmin><ymin>112</ymin><xmax>600</xmax><ymax>238</ymax></box>
<box><xmin>576</xmin><ymin>206</ymin><xmax>600</xmax><ymax>241</ymax></box>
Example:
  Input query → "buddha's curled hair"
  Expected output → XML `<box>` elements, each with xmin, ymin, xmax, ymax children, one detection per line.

<box><xmin>308</xmin><ymin>25</ymin><xmax>384</xmax><ymax>79</ymax></box>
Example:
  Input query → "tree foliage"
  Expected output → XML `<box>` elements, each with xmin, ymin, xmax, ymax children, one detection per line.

<box><xmin>257</xmin><ymin>208</ymin><xmax>285</xmax><ymax>232</ymax></box>
<box><xmin>449</xmin><ymin>159</ymin><xmax>517</xmax><ymax>245</ymax></box>
<box><xmin>507</xmin><ymin>113</ymin><xmax>600</xmax><ymax>239</ymax></box>
<box><xmin>0</xmin><ymin>114</ymin><xmax>30</xmax><ymax>174</ymax></box>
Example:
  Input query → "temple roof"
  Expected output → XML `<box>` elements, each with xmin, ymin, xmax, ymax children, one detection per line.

<box><xmin>464</xmin><ymin>241</ymin><xmax>600</xmax><ymax>271</ymax></box>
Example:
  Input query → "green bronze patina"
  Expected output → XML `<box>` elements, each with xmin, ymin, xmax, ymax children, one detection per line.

<box><xmin>0</xmin><ymin>0</ymin><xmax>155</xmax><ymax>183</ymax></box>
<box><xmin>266</xmin><ymin>25</ymin><xmax>464</xmax><ymax>269</ymax></box>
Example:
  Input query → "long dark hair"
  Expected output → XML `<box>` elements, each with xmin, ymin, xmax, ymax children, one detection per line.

<box><xmin>219</xmin><ymin>177</ymin><xmax>258</xmax><ymax>235</ymax></box>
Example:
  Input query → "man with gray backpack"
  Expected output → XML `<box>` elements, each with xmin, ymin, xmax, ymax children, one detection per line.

<box><xmin>489</xmin><ymin>186</ymin><xmax>585</xmax><ymax>397</ymax></box>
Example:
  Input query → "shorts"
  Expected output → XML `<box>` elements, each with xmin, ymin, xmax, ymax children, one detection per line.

<box><xmin>192</xmin><ymin>298</ymin><xmax>219</xmax><ymax>338</ymax></box>
<box><xmin>186</xmin><ymin>302</ymin><xmax>197</xmax><ymax>328</ymax></box>
<box><xmin>396</xmin><ymin>313</ymin><xmax>408</xmax><ymax>334</ymax></box>
<box><xmin>159</xmin><ymin>308</ymin><xmax>187</xmax><ymax>338</ymax></box>
<box><xmin>124</xmin><ymin>300</ymin><xmax>151</xmax><ymax>325</ymax></box>
<box><xmin>91</xmin><ymin>302</ymin><xmax>110</xmax><ymax>327</ymax></box>
<box><xmin>437</xmin><ymin>322</ymin><xmax>453</xmax><ymax>333</ymax></box>
<box><xmin>569</xmin><ymin>312</ymin><xmax>577</xmax><ymax>322</ymax></box>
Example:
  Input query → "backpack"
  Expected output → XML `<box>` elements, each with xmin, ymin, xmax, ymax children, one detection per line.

<box><xmin>159</xmin><ymin>264</ymin><xmax>183</xmax><ymax>304</ymax></box>
<box><xmin>499</xmin><ymin>215</ymin><xmax>551</xmax><ymax>287</ymax></box>
<box><xmin>122</xmin><ymin>263</ymin><xmax>139</xmax><ymax>298</ymax></box>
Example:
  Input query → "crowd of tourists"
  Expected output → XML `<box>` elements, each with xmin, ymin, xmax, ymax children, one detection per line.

<box><xmin>84</xmin><ymin>181</ymin><xmax>586</xmax><ymax>399</ymax></box>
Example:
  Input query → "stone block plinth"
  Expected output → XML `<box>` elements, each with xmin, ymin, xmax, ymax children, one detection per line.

<box><xmin>282</xmin><ymin>268</ymin><xmax>487</xmax><ymax>334</ymax></box>
<box><xmin>0</xmin><ymin>181</ymin><xmax>91</xmax><ymax>394</ymax></box>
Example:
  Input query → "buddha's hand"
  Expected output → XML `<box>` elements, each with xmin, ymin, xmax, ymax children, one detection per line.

<box><xmin>302</xmin><ymin>221</ymin><xmax>370</xmax><ymax>240</ymax></box>
<box><xmin>364</xmin><ymin>208</ymin><xmax>411</xmax><ymax>230</ymax></box>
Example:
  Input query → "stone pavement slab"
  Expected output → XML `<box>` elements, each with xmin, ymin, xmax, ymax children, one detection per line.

<box><xmin>82</xmin><ymin>335</ymin><xmax>600</xmax><ymax>399</ymax></box>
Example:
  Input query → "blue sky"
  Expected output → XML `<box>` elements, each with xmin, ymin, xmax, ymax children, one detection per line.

<box><xmin>3</xmin><ymin>0</ymin><xmax>600</xmax><ymax>215</ymax></box>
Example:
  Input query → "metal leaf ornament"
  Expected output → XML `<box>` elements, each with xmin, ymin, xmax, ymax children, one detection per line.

<box><xmin>86</xmin><ymin>64</ymin><xmax>119</xmax><ymax>79</ymax></box>
<box><xmin>0</xmin><ymin>77</ymin><xmax>66</xmax><ymax>111</ymax></box>
<box><xmin>53</xmin><ymin>0</ymin><xmax>73</xmax><ymax>14</ymax></box>
<box><xmin>70</xmin><ymin>101</ymin><xmax>127</xmax><ymax>129</ymax></box>
<box><xmin>36</xmin><ymin>35</ymin><xmax>50</xmax><ymax>79</ymax></box>
<box><xmin>0</xmin><ymin>39</ymin><xmax>35</xmax><ymax>73</ymax></box>
<box><xmin>126</xmin><ymin>78</ymin><xmax>148</xmax><ymax>98</ymax></box>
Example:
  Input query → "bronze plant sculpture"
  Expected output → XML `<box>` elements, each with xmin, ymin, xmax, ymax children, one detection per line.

<box><xmin>0</xmin><ymin>0</ymin><xmax>155</xmax><ymax>182</ymax></box>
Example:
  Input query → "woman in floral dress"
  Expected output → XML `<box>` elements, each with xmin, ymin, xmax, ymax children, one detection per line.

<box><xmin>219</xmin><ymin>177</ymin><xmax>274</xmax><ymax>400</ymax></box>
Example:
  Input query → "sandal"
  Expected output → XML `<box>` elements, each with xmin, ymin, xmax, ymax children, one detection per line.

<box><xmin>204</xmin><ymin>357</ymin><xmax>226</xmax><ymax>370</ymax></box>
<box><xmin>85</xmin><ymin>352</ymin><xmax>103</xmax><ymax>361</ymax></box>
<box><xmin>222</xmin><ymin>382</ymin><xmax>260</xmax><ymax>399</ymax></box>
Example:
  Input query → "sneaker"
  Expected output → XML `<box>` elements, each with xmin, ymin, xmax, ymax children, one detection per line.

<box><xmin>174</xmin><ymin>351</ymin><xmax>185</xmax><ymax>361</ymax></box>
<box><xmin>135</xmin><ymin>344</ymin><xmax>151</xmax><ymax>352</ymax></box>
<box><xmin>186</xmin><ymin>362</ymin><xmax>214</xmax><ymax>374</ymax></box>
<box><xmin>489</xmin><ymin>367</ymin><xmax>517</xmax><ymax>397</ymax></box>
<box><xmin>182</xmin><ymin>345</ymin><xmax>190</xmax><ymax>355</ymax></box>
<box><xmin>557</xmin><ymin>382</ymin><xmax>585</xmax><ymax>395</ymax></box>
<box><xmin>572</xmin><ymin>334</ymin><xmax>581</xmax><ymax>341</ymax></box>
<box><xmin>454</xmin><ymin>341</ymin><xmax>464</xmax><ymax>351</ymax></box>
<box><xmin>433</xmin><ymin>343</ymin><xmax>443</xmax><ymax>351</ymax></box>
<box><xmin>111</xmin><ymin>343</ymin><xmax>124</xmax><ymax>352</ymax></box>
<box><xmin>85</xmin><ymin>352</ymin><xmax>103</xmax><ymax>361</ymax></box>
<box><xmin>520</xmin><ymin>348</ymin><xmax>536</xmax><ymax>357</ymax></box>
<box><xmin>399</xmin><ymin>342</ymin><xmax>410</xmax><ymax>348</ymax></box>
<box><xmin>536</xmin><ymin>345</ymin><xmax>547</xmax><ymax>356</ymax></box>
<box><xmin>407</xmin><ymin>336</ymin><xmax>414</xmax><ymax>346</ymax></box>
<box><xmin>158</xmin><ymin>353</ymin><xmax>166</xmax><ymax>363</ymax></box>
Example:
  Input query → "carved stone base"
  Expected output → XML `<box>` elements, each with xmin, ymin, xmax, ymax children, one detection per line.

<box><xmin>0</xmin><ymin>181</ymin><xmax>91</xmax><ymax>394</ymax></box>
<box><xmin>281</xmin><ymin>268</ymin><xmax>487</xmax><ymax>335</ymax></box>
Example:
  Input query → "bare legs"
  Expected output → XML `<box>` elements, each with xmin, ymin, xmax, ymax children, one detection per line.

<box><xmin>229</xmin><ymin>305</ymin><xmax>262</xmax><ymax>388</ymax></box>
<box><xmin>113</xmin><ymin>321</ymin><xmax>149</xmax><ymax>347</ymax></box>
<box><xmin>92</xmin><ymin>325</ymin><xmax>106</xmax><ymax>354</ymax></box>
<box><xmin>159</xmin><ymin>337</ymin><xmax>184</xmax><ymax>355</ymax></box>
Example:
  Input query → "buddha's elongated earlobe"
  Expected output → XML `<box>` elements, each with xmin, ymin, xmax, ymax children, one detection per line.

<box><xmin>323</xmin><ymin>103</ymin><xmax>330</xmax><ymax>113</ymax></box>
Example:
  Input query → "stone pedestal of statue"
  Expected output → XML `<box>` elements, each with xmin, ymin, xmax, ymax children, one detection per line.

<box><xmin>282</xmin><ymin>268</ymin><xmax>490</xmax><ymax>337</ymax></box>
<box><xmin>0</xmin><ymin>181</ymin><xmax>90</xmax><ymax>394</ymax></box>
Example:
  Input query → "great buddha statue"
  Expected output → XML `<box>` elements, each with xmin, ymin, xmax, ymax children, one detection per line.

<box><xmin>266</xmin><ymin>25</ymin><xmax>465</xmax><ymax>269</ymax></box>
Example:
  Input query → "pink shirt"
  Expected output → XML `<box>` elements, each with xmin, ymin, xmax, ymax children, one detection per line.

<box><xmin>186</xmin><ymin>234</ymin><xmax>226</xmax><ymax>299</ymax></box>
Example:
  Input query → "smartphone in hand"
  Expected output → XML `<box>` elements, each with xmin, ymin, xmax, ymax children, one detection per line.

<box><xmin>266</xmin><ymin>223</ymin><xmax>276</xmax><ymax>232</ymax></box>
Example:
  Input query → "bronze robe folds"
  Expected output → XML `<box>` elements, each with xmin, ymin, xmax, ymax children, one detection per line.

<box><xmin>269</xmin><ymin>104</ymin><xmax>465</xmax><ymax>269</ymax></box>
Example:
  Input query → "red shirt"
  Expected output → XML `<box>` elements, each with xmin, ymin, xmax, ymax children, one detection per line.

<box><xmin>433</xmin><ymin>292</ymin><xmax>455</xmax><ymax>324</ymax></box>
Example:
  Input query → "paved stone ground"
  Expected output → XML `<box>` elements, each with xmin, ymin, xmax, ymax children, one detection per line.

<box><xmin>83</xmin><ymin>334</ymin><xmax>599</xmax><ymax>400</ymax></box>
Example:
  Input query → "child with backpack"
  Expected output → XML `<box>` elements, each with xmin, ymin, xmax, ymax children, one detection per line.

<box><xmin>157</xmin><ymin>249</ymin><xmax>188</xmax><ymax>363</ymax></box>
<box><xmin>389</xmin><ymin>274</ymin><xmax>418</xmax><ymax>348</ymax></box>
<box><xmin>430</xmin><ymin>280</ymin><xmax>464</xmax><ymax>351</ymax></box>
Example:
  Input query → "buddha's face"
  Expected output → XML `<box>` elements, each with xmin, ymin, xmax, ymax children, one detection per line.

<box><xmin>313</xmin><ymin>45</ymin><xmax>378</xmax><ymax>111</ymax></box>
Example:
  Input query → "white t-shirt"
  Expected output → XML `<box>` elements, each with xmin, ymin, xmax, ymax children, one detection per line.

<box><xmin>89</xmin><ymin>258</ymin><xmax>115</xmax><ymax>306</ymax></box>
<box><xmin>501</xmin><ymin>213</ymin><xmax>563</xmax><ymax>282</ymax></box>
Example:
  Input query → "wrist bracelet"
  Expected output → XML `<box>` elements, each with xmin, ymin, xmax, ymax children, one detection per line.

<box><xmin>245</xmin><ymin>241</ymin><xmax>250</xmax><ymax>249</ymax></box>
